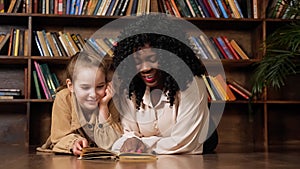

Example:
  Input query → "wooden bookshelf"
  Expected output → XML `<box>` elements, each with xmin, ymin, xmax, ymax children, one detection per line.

<box><xmin>0</xmin><ymin>0</ymin><xmax>299</xmax><ymax>151</ymax></box>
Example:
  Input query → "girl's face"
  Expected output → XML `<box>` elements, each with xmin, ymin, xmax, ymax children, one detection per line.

<box><xmin>68</xmin><ymin>66</ymin><xmax>106</xmax><ymax>112</ymax></box>
<box><xmin>134</xmin><ymin>44</ymin><xmax>160</xmax><ymax>88</ymax></box>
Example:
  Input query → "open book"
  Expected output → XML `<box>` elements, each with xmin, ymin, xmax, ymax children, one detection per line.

<box><xmin>78</xmin><ymin>147</ymin><xmax>157</xmax><ymax>162</ymax></box>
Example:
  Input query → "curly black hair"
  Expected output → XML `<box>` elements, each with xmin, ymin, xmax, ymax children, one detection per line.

<box><xmin>113</xmin><ymin>14</ymin><xmax>206</xmax><ymax>109</ymax></box>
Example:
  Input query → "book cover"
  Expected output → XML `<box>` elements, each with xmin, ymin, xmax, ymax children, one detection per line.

<box><xmin>110</xmin><ymin>0</ymin><xmax>120</xmax><ymax>16</ymax></box>
<box><xmin>7</xmin><ymin>0</ymin><xmax>17</xmax><ymax>13</ymax></box>
<box><xmin>202</xmin><ymin>74</ymin><xmax>216</xmax><ymax>101</ymax></box>
<box><xmin>40</xmin><ymin>63</ymin><xmax>56</xmax><ymax>98</ymax></box>
<box><xmin>42</xmin><ymin>30</ymin><xmax>54</xmax><ymax>57</ymax></box>
<box><xmin>95</xmin><ymin>38</ymin><xmax>114</xmax><ymax>57</ymax></box>
<box><xmin>51</xmin><ymin>32</ymin><xmax>67</xmax><ymax>56</ymax></box>
<box><xmin>105</xmin><ymin>0</ymin><xmax>116</xmax><ymax>15</ymax></box>
<box><xmin>7</xmin><ymin>28</ymin><xmax>15</xmax><ymax>56</ymax></box>
<box><xmin>199</xmin><ymin>34</ymin><xmax>219</xmax><ymax>59</ymax></box>
<box><xmin>33</xmin><ymin>70</ymin><xmax>42</xmax><ymax>99</ymax></box>
<box><xmin>227</xmin><ymin>78</ymin><xmax>252</xmax><ymax>98</ymax></box>
<box><xmin>34</xmin><ymin>61</ymin><xmax>51</xmax><ymax>99</ymax></box>
<box><xmin>196</xmin><ymin>0</ymin><xmax>210</xmax><ymax>17</ymax></box>
<box><xmin>189</xmin><ymin>36</ymin><xmax>210</xmax><ymax>59</ymax></box>
<box><xmin>36</xmin><ymin>30</ymin><xmax>50</xmax><ymax>56</ymax></box>
<box><xmin>229</xmin><ymin>39</ymin><xmax>250</xmax><ymax>59</ymax></box>
<box><xmin>228</xmin><ymin>84</ymin><xmax>249</xmax><ymax>100</ymax></box>
<box><xmin>215</xmin><ymin>74</ymin><xmax>236</xmax><ymax>101</ymax></box>
<box><xmin>46</xmin><ymin>32</ymin><xmax>59</xmax><ymax>56</ymax></box>
<box><xmin>216</xmin><ymin>0</ymin><xmax>228</xmax><ymax>18</ymax></box>
<box><xmin>207</xmin><ymin>75</ymin><xmax>223</xmax><ymax>100</ymax></box>
<box><xmin>221</xmin><ymin>36</ymin><xmax>240</xmax><ymax>60</ymax></box>
<box><xmin>33</xmin><ymin>31</ymin><xmax>44</xmax><ymax>56</ymax></box>
<box><xmin>207</xmin><ymin>0</ymin><xmax>220</xmax><ymax>18</ymax></box>
<box><xmin>0</xmin><ymin>33</ymin><xmax>10</xmax><ymax>52</ymax></box>
<box><xmin>78</xmin><ymin>147</ymin><xmax>157</xmax><ymax>162</ymax></box>
<box><xmin>18</xmin><ymin>29</ymin><xmax>24</xmax><ymax>56</ymax></box>
<box><xmin>211</xmin><ymin>75</ymin><xmax>227</xmax><ymax>101</ymax></box>
<box><xmin>216</xmin><ymin>36</ymin><xmax>234</xmax><ymax>59</ymax></box>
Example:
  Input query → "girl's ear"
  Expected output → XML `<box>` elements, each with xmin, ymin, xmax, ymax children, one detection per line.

<box><xmin>66</xmin><ymin>79</ymin><xmax>74</xmax><ymax>92</ymax></box>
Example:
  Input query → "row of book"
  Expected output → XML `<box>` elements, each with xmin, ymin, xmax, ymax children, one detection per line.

<box><xmin>159</xmin><ymin>0</ymin><xmax>257</xmax><ymax>19</ymax></box>
<box><xmin>0</xmin><ymin>88</ymin><xmax>23</xmax><ymax>99</ymax></box>
<box><xmin>32</xmin><ymin>61</ymin><xmax>60</xmax><ymax>99</ymax></box>
<box><xmin>0</xmin><ymin>0</ymin><xmax>28</xmax><ymax>13</ymax></box>
<box><xmin>267</xmin><ymin>0</ymin><xmax>300</xmax><ymax>19</ymax></box>
<box><xmin>33</xmin><ymin>29</ymin><xmax>116</xmax><ymax>57</ymax></box>
<box><xmin>190</xmin><ymin>35</ymin><xmax>250</xmax><ymax>60</ymax></box>
<box><xmin>1</xmin><ymin>0</ymin><xmax>257</xmax><ymax>19</ymax></box>
<box><xmin>202</xmin><ymin>74</ymin><xmax>252</xmax><ymax>101</ymax></box>
<box><xmin>32</xmin><ymin>0</ymin><xmax>152</xmax><ymax>16</ymax></box>
<box><xmin>33</xmin><ymin>30</ymin><xmax>84</xmax><ymax>57</ymax></box>
<box><xmin>0</xmin><ymin>28</ymin><xmax>29</xmax><ymax>56</ymax></box>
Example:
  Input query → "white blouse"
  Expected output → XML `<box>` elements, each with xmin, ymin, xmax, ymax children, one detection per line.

<box><xmin>112</xmin><ymin>76</ymin><xmax>209</xmax><ymax>154</ymax></box>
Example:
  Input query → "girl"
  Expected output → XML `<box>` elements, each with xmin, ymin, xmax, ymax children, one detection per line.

<box><xmin>37</xmin><ymin>52</ymin><xmax>122</xmax><ymax>156</ymax></box>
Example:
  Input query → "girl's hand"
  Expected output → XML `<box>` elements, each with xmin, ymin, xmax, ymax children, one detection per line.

<box><xmin>99</xmin><ymin>82</ymin><xmax>114</xmax><ymax>106</ymax></box>
<box><xmin>72</xmin><ymin>138</ymin><xmax>88</xmax><ymax>156</ymax></box>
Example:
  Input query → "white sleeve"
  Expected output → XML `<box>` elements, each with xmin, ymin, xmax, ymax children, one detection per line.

<box><xmin>153</xmin><ymin>77</ymin><xmax>210</xmax><ymax>154</ymax></box>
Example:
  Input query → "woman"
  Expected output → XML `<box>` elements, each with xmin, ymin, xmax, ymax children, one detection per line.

<box><xmin>111</xmin><ymin>14</ymin><xmax>218</xmax><ymax>154</ymax></box>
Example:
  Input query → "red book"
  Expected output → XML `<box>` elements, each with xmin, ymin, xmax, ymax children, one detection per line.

<box><xmin>228</xmin><ymin>84</ymin><xmax>249</xmax><ymax>100</ymax></box>
<box><xmin>212</xmin><ymin>37</ymin><xmax>228</xmax><ymax>59</ymax></box>
<box><xmin>221</xmin><ymin>36</ymin><xmax>240</xmax><ymax>59</ymax></box>
<box><xmin>203</xmin><ymin>0</ymin><xmax>215</xmax><ymax>17</ymax></box>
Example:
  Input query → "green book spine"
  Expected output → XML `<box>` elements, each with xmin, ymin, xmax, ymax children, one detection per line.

<box><xmin>33</xmin><ymin>70</ymin><xmax>42</xmax><ymax>99</ymax></box>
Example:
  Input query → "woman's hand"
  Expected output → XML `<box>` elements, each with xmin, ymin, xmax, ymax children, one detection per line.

<box><xmin>120</xmin><ymin>137</ymin><xmax>147</xmax><ymax>153</ymax></box>
<box><xmin>72</xmin><ymin>138</ymin><xmax>88</xmax><ymax>156</ymax></box>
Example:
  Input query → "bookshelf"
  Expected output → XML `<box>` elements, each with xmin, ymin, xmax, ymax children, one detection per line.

<box><xmin>0</xmin><ymin>0</ymin><xmax>299</xmax><ymax>151</ymax></box>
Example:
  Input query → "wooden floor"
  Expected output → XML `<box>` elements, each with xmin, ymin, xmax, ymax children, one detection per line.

<box><xmin>0</xmin><ymin>144</ymin><xmax>299</xmax><ymax>169</ymax></box>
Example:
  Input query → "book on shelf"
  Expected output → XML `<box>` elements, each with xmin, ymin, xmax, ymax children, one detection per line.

<box><xmin>0</xmin><ymin>32</ymin><xmax>10</xmax><ymax>52</ymax></box>
<box><xmin>215</xmin><ymin>36</ymin><xmax>234</xmax><ymax>59</ymax></box>
<box><xmin>202</xmin><ymin>74</ymin><xmax>216</xmax><ymax>101</ymax></box>
<box><xmin>33</xmin><ymin>61</ymin><xmax>52</xmax><ymax>99</ymax></box>
<box><xmin>32</xmin><ymin>70</ymin><xmax>42</xmax><ymax>99</ymax></box>
<box><xmin>229</xmin><ymin>39</ymin><xmax>250</xmax><ymax>60</ymax></box>
<box><xmin>221</xmin><ymin>36</ymin><xmax>240</xmax><ymax>60</ymax></box>
<box><xmin>0</xmin><ymin>88</ymin><xmax>22</xmax><ymax>99</ymax></box>
<box><xmin>0</xmin><ymin>0</ymin><xmax>4</xmax><ymax>13</ymax></box>
<box><xmin>78</xmin><ymin>147</ymin><xmax>157</xmax><ymax>162</ymax></box>
<box><xmin>214</xmin><ymin>74</ymin><xmax>236</xmax><ymax>101</ymax></box>
<box><xmin>227</xmin><ymin>78</ymin><xmax>252</xmax><ymax>100</ymax></box>
<box><xmin>7</xmin><ymin>0</ymin><xmax>17</xmax><ymax>13</ymax></box>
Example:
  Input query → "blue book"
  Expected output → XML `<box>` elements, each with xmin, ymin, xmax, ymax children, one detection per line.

<box><xmin>190</xmin><ymin>36</ymin><xmax>210</xmax><ymax>59</ymax></box>
<box><xmin>196</xmin><ymin>0</ymin><xmax>210</xmax><ymax>17</ymax></box>
<box><xmin>33</xmin><ymin>31</ymin><xmax>44</xmax><ymax>56</ymax></box>
<box><xmin>216</xmin><ymin>37</ymin><xmax>234</xmax><ymax>59</ymax></box>
<box><xmin>106</xmin><ymin>0</ymin><xmax>117</xmax><ymax>16</ymax></box>
<box><xmin>69</xmin><ymin>0</ymin><xmax>77</xmax><ymax>15</ymax></box>
<box><xmin>66</xmin><ymin>0</ymin><xmax>71</xmax><ymax>14</ymax></box>
<box><xmin>216</xmin><ymin>0</ymin><xmax>228</xmax><ymax>18</ymax></box>
<box><xmin>93</xmin><ymin>0</ymin><xmax>103</xmax><ymax>15</ymax></box>
<box><xmin>130</xmin><ymin>0</ymin><xmax>138</xmax><ymax>15</ymax></box>
<box><xmin>207</xmin><ymin>0</ymin><xmax>220</xmax><ymax>18</ymax></box>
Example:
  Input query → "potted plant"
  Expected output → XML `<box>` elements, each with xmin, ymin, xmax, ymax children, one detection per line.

<box><xmin>251</xmin><ymin>21</ymin><xmax>300</xmax><ymax>96</ymax></box>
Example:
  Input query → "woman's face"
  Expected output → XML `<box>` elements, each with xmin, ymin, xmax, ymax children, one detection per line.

<box><xmin>134</xmin><ymin>44</ymin><xmax>160</xmax><ymax>88</ymax></box>
<box><xmin>72</xmin><ymin>66</ymin><xmax>106</xmax><ymax>112</ymax></box>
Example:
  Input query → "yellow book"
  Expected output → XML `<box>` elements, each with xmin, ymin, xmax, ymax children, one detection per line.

<box><xmin>78</xmin><ymin>147</ymin><xmax>157</xmax><ymax>162</ymax></box>
<box><xmin>13</xmin><ymin>29</ymin><xmax>20</xmax><ymax>56</ymax></box>
<box><xmin>211</xmin><ymin>75</ymin><xmax>228</xmax><ymax>101</ymax></box>
<box><xmin>95</xmin><ymin>38</ymin><xmax>114</xmax><ymax>57</ymax></box>
<box><xmin>201</xmin><ymin>75</ymin><xmax>216</xmax><ymax>101</ymax></box>
<box><xmin>230</xmin><ymin>39</ymin><xmax>250</xmax><ymax>60</ymax></box>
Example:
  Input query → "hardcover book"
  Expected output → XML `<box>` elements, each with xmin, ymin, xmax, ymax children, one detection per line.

<box><xmin>78</xmin><ymin>147</ymin><xmax>157</xmax><ymax>162</ymax></box>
